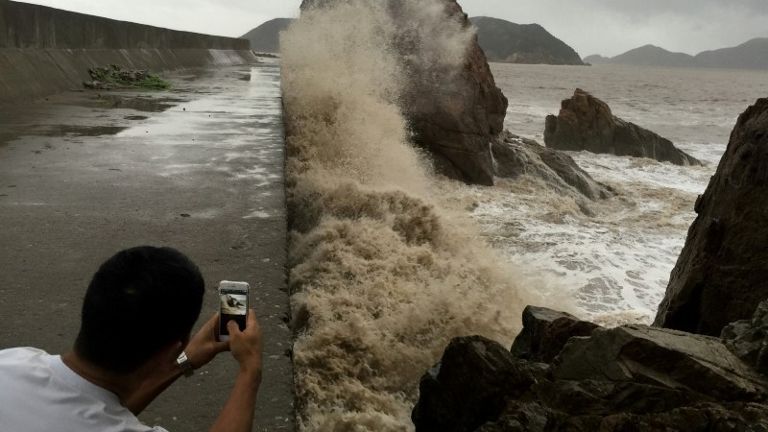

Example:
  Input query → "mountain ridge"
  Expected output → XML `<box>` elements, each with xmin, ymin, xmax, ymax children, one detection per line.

<box><xmin>470</xmin><ymin>16</ymin><xmax>584</xmax><ymax>65</ymax></box>
<box><xmin>585</xmin><ymin>38</ymin><xmax>768</xmax><ymax>69</ymax></box>
<box><xmin>240</xmin><ymin>18</ymin><xmax>293</xmax><ymax>53</ymax></box>
<box><xmin>239</xmin><ymin>16</ymin><xmax>585</xmax><ymax>66</ymax></box>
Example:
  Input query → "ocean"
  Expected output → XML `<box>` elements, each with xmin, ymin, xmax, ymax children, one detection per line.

<box><xmin>462</xmin><ymin>63</ymin><xmax>768</xmax><ymax>323</ymax></box>
<box><xmin>280</xmin><ymin>2</ymin><xmax>768</xmax><ymax>428</ymax></box>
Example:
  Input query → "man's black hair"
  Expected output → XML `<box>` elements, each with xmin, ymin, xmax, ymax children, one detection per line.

<box><xmin>75</xmin><ymin>246</ymin><xmax>205</xmax><ymax>374</ymax></box>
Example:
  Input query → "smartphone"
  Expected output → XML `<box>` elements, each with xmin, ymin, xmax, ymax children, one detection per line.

<box><xmin>217</xmin><ymin>280</ymin><xmax>250</xmax><ymax>342</ymax></box>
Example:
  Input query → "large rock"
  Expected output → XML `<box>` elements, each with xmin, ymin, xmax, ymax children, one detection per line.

<box><xmin>722</xmin><ymin>299</ymin><xmax>768</xmax><ymax>374</ymax></box>
<box><xmin>544</xmin><ymin>89</ymin><xmax>701</xmax><ymax>166</ymax></box>
<box><xmin>510</xmin><ymin>305</ymin><xmax>599</xmax><ymax>362</ymax></box>
<box><xmin>301</xmin><ymin>0</ymin><xmax>508</xmax><ymax>186</ymax></box>
<box><xmin>654</xmin><ymin>98</ymin><xmax>768</xmax><ymax>336</ymax></box>
<box><xmin>413</xmin><ymin>307</ymin><xmax>768</xmax><ymax>432</ymax></box>
<box><xmin>492</xmin><ymin>132</ymin><xmax>614</xmax><ymax>201</ymax></box>
<box><xmin>412</xmin><ymin>336</ymin><xmax>547</xmax><ymax>432</ymax></box>
<box><xmin>553</xmin><ymin>325</ymin><xmax>767</xmax><ymax>401</ymax></box>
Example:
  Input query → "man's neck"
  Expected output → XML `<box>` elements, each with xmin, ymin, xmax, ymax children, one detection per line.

<box><xmin>61</xmin><ymin>351</ymin><xmax>138</xmax><ymax>405</ymax></box>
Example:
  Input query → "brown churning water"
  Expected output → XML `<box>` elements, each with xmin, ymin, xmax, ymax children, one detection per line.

<box><xmin>280</xmin><ymin>1</ymin><xmax>562</xmax><ymax>430</ymax></box>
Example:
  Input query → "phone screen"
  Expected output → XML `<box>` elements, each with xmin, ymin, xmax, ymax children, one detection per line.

<box><xmin>219</xmin><ymin>289</ymin><xmax>248</xmax><ymax>337</ymax></box>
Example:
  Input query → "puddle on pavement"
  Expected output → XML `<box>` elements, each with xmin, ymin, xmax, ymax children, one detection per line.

<box><xmin>84</xmin><ymin>94</ymin><xmax>184</xmax><ymax>112</ymax></box>
<box><xmin>33</xmin><ymin>125</ymin><xmax>127</xmax><ymax>137</ymax></box>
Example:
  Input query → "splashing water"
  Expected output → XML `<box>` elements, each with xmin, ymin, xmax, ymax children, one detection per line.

<box><xmin>280</xmin><ymin>1</ymin><xmax>566</xmax><ymax>429</ymax></box>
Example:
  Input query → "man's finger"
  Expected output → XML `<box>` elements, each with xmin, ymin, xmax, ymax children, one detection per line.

<box><xmin>227</xmin><ymin>320</ymin><xmax>239</xmax><ymax>335</ymax></box>
<box><xmin>247</xmin><ymin>308</ymin><xmax>257</xmax><ymax>327</ymax></box>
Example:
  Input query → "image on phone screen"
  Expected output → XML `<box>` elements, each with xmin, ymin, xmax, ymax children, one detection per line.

<box><xmin>219</xmin><ymin>291</ymin><xmax>247</xmax><ymax>337</ymax></box>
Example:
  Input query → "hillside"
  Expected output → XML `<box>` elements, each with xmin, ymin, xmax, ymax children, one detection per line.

<box><xmin>470</xmin><ymin>16</ymin><xmax>584</xmax><ymax>65</ymax></box>
<box><xmin>240</xmin><ymin>18</ymin><xmax>293</xmax><ymax>53</ymax></box>
<box><xmin>610</xmin><ymin>45</ymin><xmax>695</xmax><ymax>68</ymax></box>
<box><xmin>696</xmin><ymin>38</ymin><xmax>768</xmax><ymax>69</ymax></box>
<box><xmin>587</xmin><ymin>38</ymin><xmax>768</xmax><ymax>69</ymax></box>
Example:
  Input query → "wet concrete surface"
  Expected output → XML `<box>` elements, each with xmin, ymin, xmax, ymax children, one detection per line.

<box><xmin>0</xmin><ymin>61</ymin><xmax>294</xmax><ymax>431</ymax></box>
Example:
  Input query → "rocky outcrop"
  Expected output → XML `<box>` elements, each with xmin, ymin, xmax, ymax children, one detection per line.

<box><xmin>510</xmin><ymin>305</ymin><xmax>599</xmax><ymax>363</ymax></box>
<box><xmin>722</xmin><ymin>300</ymin><xmax>768</xmax><ymax>375</ymax></box>
<box><xmin>492</xmin><ymin>132</ymin><xmax>614</xmax><ymax>201</ymax></box>
<box><xmin>413</xmin><ymin>306</ymin><xmax>768</xmax><ymax>432</ymax></box>
<box><xmin>544</xmin><ymin>89</ymin><xmax>701</xmax><ymax>166</ymax></box>
<box><xmin>301</xmin><ymin>0</ymin><xmax>508</xmax><ymax>186</ymax></box>
<box><xmin>654</xmin><ymin>99</ymin><xmax>768</xmax><ymax>336</ymax></box>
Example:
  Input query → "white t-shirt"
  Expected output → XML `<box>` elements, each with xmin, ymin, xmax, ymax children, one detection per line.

<box><xmin>0</xmin><ymin>347</ymin><xmax>168</xmax><ymax>432</ymax></box>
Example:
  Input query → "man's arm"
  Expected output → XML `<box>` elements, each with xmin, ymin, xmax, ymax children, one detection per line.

<box><xmin>209</xmin><ymin>309</ymin><xmax>263</xmax><ymax>432</ymax></box>
<box><xmin>125</xmin><ymin>313</ymin><xmax>229</xmax><ymax>415</ymax></box>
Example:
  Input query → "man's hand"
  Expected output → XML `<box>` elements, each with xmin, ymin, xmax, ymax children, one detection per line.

<box><xmin>208</xmin><ymin>309</ymin><xmax>263</xmax><ymax>432</ymax></box>
<box><xmin>226</xmin><ymin>309</ymin><xmax>263</xmax><ymax>383</ymax></box>
<box><xmin>186</xmin><ymin>313</ymin><xmax>230</xmax><ymax>369</ymax></box>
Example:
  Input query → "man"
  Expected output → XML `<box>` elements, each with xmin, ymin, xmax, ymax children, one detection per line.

<box><xmin>0</xmin><ymin>246</ymin><xmax>263</xmax><ymax>431</ymax></box>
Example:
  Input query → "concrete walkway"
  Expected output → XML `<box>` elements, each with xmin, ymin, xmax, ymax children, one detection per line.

<box><xmin>0</xmin><ymin>60</ymin><xmax>293</xmax><ymax>431</ymax></box>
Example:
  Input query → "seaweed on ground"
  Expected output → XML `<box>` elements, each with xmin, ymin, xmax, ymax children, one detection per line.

<box><xmin>84</xmin><ymin>64</ymin><xmax>171</xmax><ymax>90</ymax></box>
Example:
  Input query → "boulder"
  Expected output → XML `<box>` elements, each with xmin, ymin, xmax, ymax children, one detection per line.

<box><xmin>510</xmin><ymin>305</ymin><xmax>599</xmax><ymax>362</ymax></box>
<box><xmin>544</xmin><ymin>89</ymin><xmax>701</xmax><ymax>166</ymax></box>
<box><xmin>492</xmin><ymin>132</ymin><xmax>614</xmax><ymax>201</ymax></box>
<box><xmin>301</xmin><ymin>0</ymin><xmax>508</xmax><ymax>186</ymax></box>
<box><xmin>553</xmin><ymin>325</ymin><xmax>767</xmax><ymax>401</ymax></box>
<box><xmin>412</xmin><ymin>336</ymin><xmax>547</xmax><ymax>432</ymax></box>
<box><xmin>722</xmin><ymin>299</ymin><xmax>768</xmax><ymax>374</ymax></box>
<box><xmin>413</xmin><ymin>307</ymin><xmax>768</xmax><ymax>432</ymax></box>
<box><xmin>654</xmin><ymin>98</ymin><xmax>768</xmax><ymax>336</ymax></box>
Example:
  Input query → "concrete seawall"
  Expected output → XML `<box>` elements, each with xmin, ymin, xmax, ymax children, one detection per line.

<box><xmin>0</xmin><ymin>0</ymin><xmax>257</xmax><ymax>102</ymax></box>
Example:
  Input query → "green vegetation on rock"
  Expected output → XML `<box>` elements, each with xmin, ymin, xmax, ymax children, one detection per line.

<box><xmin>85</xmin><ymin>64</ymin><xmax>171</xmax><ymax>90</ymax></box>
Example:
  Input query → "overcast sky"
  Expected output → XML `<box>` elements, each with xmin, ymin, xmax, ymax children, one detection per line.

<box><xmin>25</xmin><ymin>0</ymin><xmax>768</xmax><ymax>57</ymax></box>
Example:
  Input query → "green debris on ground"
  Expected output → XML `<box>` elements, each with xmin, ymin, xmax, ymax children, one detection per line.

<box><xmin>83</xmin><ymin>64</ymin><xmax>171</xmax><ymax>90</ymax></box>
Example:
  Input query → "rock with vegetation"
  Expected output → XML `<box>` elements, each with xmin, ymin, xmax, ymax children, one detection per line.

<box><xmin>654</xmin><ymin>98</ymin><xmax>768</xmax><ymax>336</ymax></box>
<box><xmin>470</xmin><ymin>17</ymin><xmax>584</xmax><ymax>65</ymax></box>
<box><xmin>83</xmin><ymin>64</ymin><xmax>170</xmax><ymax>90</ymax></box>
<box><xmin>413</xmin><ymin>306</ymin><xmax>768</xmax><ymax>432</ymax></box>
<box><xmin>492</xmin><ymin>131</ymin><xmax>614</xmax><ymax>202</ymax></box>
<box><xmin>544</xmin><ymin>89</ymin><xmax>701</xmax><ymax>166</ymax></box>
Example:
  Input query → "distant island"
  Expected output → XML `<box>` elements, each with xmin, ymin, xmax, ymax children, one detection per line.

<box><xmin>241</xmin><ymin>16</ymin><xmax>585</xmax><ymax>66</ymax></box>
<box><xmin>470</xmin><ymin>16</ymin><xmax>584</xmax><ymax>65</ymax></box>
<box><xmin>585</xmin><ymin>38</ymin><xmax>768</xmax><ymax>69</ymax></box>
<box><xmin>241</xmin><ymin>18</ymin><xmax>293</xmax><ymax>53</ymax></box>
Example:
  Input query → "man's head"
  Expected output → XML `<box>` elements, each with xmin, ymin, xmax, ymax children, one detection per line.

<box><xmin>75</xmin><ymin>246</ymin><xmax>205</xmax><ymax>374</ymax></box>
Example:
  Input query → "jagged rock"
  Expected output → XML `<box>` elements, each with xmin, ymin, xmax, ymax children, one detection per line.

<box><xmin>654</xmin><ymin>98</ymin><xmax>768</xmax><ymax>336</ymax></box>
<box><xmin>722</xmin><ymin>300</ymin><xmax>768</xmax><ymax>374</ymax></box>
<box><xmin>510</xmin><ymin>305</ymin><xmax>599</xmax><ymax>363</ymax></box>
<box><xmin>411</xmin><ymin>336</ymin><xmax>547</xmax><ymax>432</ymax></box>
<box><xmin>553</xmin><ymin>325</ymin><xmax>767</xmax><ymax>401</ymax></box>
<box><xmin>413</xmin><ymin>308</ymin><xmax>768</xmax><ymax>432</ymax></box>
<box><xmin>544</xmin><ymin>89</ymin><xmax>701</xmax><ymax>166</ymax></box>
<box><xmin>302</xmin><ymin>0</ymin><xmax>508</xmax><ymax>186</ymax></box>
<box><xmin>492</xmin><ymin>132</ymin><xmax>614</xmax><ymax>201</ymax></box>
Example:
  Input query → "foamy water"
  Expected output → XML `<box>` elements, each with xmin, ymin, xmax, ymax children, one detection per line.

<box><xmin>462</xmin><ymin>63</ymin><xmax>768</xmax><ymax>322</ymax></box>
<box><xmin>280</xmin><ymin>3</ymin><xmax>560</xmax><ymax>430</ymax></box>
